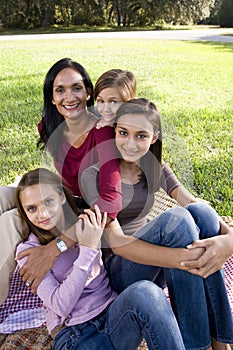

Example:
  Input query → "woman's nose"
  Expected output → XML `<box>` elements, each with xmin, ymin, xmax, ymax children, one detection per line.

<box><xmin>65</xmin><ymin>89</ymin><xmax>75</xmax><ymax>101</ymax></box>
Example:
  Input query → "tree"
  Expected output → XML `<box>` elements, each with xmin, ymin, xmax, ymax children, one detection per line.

<box><xmin>219</xmin><ymin>0</ymin><xmax>233</xmax><ymax>27</ymax></box>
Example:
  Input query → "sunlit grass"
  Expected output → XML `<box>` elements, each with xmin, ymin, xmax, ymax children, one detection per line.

<box><xmin>0</xmin><ymin>37</ymin><xmax>232</xmax><ymax>215</ymax></box>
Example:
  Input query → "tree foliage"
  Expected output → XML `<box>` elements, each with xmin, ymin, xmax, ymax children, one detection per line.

<box><xmin>0</xmin><ymin>0</ymin><xmax>219</xmax><ymax>29</ymax></box>
<box><xmin>218</xmin><ymin>0</ymin><xmax>233</xmax><ymax>27</ymax></box>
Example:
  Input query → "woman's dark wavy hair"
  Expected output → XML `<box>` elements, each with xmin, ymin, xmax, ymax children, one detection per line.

<box><xmin>37</xmin><ymin>58</ymin><xmax>94</xmax><ymax>158</ymax></box>
<box><xmin>114</xmin><ymin>98</ymin><xmax>162</xmax><ymax>193</ymax></box>
<box><xmin>15</xmin><ymin>168</ymin><xmax>79</xmax><ymax>245</ymax></box>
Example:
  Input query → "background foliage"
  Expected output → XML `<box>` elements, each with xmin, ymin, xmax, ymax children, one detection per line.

<box><xmin>1</xmin><ymin>0</ymin><xmax>232</xmax><ymax>29</ymax></box>
<box><xmin>0</xmin><ymin>37</ymin><xmax>232</xmax><ymax>215</ymax></box>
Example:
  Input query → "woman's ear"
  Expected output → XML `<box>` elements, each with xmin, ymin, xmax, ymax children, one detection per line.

<box><xmin>52</xmin><ymin>100</ymin><xmax>56</xmax><ymax>105</ymax></box>
<box><xmin>86</xmin><ymin>95</ymin><xmax>90</xmax><ymax>101</ymax></box>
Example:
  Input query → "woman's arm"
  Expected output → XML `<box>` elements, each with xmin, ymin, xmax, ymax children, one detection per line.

<box><xmin>17</xmin><ymin>237</ymin><xmax>100</xmax><ymax>316</ymax></box>
<box><xmin>16</xmin><ymin>228</ymin><xmax>77</xmax><ymax>294</ymax></box>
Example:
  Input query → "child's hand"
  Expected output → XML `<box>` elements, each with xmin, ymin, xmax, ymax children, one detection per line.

<box><xmin>75</xmin><ymin>205</ymin><xmax>107</xmax><ymax>249</ymax></box>
<box><xmin>96</xmin><ymin>119</ymin><xmax>114</xmax><ymax>129</ymax></box>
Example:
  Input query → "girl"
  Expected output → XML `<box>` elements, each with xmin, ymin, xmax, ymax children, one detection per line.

<box><xmin>81</xmin><ymin>98</ymin><xmax>233</xmax><ymax>350</ymax></box>
<box><xmin>15</xmin><ymin>168</ymin><xmax>186</xmax><ymax>350</ymax></box>
<box><xmin>94</xmin><ymin>68</ymin><xmax>202</xmax><ymax>206</ymax></box>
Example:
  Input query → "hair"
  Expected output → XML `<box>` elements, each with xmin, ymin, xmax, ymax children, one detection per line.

<box><xmin>94</xmin><ymin>69</ymin><xmax>136</xmax><ymax>102</ymax></box>
<box><xmin>115</xmin><ymin>98</ymin><xmax>162</xmax><ymax>193</ymax></box>
<box><xmin>37</xmin><ymin>58</ymin><xmax>94</xmax><ymax>158</ymax></box>
<box><xmin>15</xmin><ymin>168</ymin><xmax>79</xmax><ymax>245</ymax></box>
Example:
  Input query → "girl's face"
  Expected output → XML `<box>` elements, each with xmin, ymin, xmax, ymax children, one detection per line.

<box><xmin>20</xmin><ymin>183</ymin><xmax>66</xmax><ymax>232</ymax></box>
<box><xmin>115</xmin><ymin>114</ymin><xmax>158</xmax><ymax>163</ymax></box>
<box><xmin>96</xmin><ymin>87</ymin><xmax>123</xmax><ymax>122</ymax></box>
<box><xmin>52</xmin><ymin>68</ymin><xmax>90</xmax><ymax>119</ymax></box>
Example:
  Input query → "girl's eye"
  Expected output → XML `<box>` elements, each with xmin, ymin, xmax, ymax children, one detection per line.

<box><xmin>27</xmin><ymin>206</ymin><xmax>36</xmax><ymax>213</ymax></box>
<box><xmin>119</xmin><ymin>130</ymin><xmax>128</xmax><ymax>136</ymax></box>
<box><xmin>110</xmin><ymin>100</ymin><xmax>119</xmax><ymax>105</ymax></box>
<box><xmin>96</xmin><ymin>99</ymin><xmax>104</xmax><ymax>105</ymax></box>
<box><xmin>45</xmin><ymin>199</ymin><xmax>53</xmax><ymax>205</ymax></box>
<box><xmin>137</xmin><ymin>134</ymin><xmax>147</xmax><ymax>139</ymax></box>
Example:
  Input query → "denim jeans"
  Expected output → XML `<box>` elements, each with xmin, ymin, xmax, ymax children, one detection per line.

<box><xmin>105</xmin><ymin>202</ymin><xmax>233</xmax><ymax>350</ymax></box>
<box><xmin>53</xmin><ymin>281</ymin><xmax>185</xmax><ymax>350</ymax></box>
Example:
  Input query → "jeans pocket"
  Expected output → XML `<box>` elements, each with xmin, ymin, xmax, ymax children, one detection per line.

<box><xmin>53</xmin><ymin>326</ymin><xmax>81</xmax><ymax>350</ymax></box>
<box><xmin>91</xmin><ymin>314</ymin><xmax>107</xmax><ymax>334</ymax></box>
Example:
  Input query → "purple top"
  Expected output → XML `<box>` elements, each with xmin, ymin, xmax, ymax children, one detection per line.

<box><xmin>16</xmin><ymin>234</ymin><xmax>117</xmax><ymax>335</ymax></box>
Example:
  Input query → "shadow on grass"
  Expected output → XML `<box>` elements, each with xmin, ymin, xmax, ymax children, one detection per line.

<box><xmin>185</xmin><ymin>39</ymin><xmax>233</xmax><ymax>53</ymax></box>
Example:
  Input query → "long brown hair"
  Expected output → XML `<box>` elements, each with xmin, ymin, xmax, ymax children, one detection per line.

<box><xmin>15</xmin><ymin>168</ymin><xmax>79</xmax><ymax>245</ymax></box>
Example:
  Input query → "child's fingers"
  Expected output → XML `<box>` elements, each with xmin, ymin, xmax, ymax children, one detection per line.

<box><xmin>93</xmin><ymin>205</ymin><xmax>102</xmax><ymax>226</ymax></box>
<box><xmin>83</xmin><ymin>208</ymin><xmax>97</xmax><ymax>226</ymax></box>
<box><xmin>102</xmin><ymin>211</ymin><xmax>107</xmax><ymax>228</ymax></box>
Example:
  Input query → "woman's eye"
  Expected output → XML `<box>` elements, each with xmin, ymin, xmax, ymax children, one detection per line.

<box><xmin>55</xmin><ymin>88</ymin><xmax>64</xmax><ymax>94</ymax></box>
<box><xmin>73</xmin><ymin>85</ymin><xmax>82</xmax><ymax>92</ymax></box>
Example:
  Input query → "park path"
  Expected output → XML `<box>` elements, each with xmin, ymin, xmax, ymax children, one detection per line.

<box><xmin>0</xmin><ymin>28</ymin><xmax>233</xmax><ymax>42</ymax></box>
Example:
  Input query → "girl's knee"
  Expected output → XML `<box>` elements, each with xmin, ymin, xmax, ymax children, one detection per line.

<box><xmin>185</xmin><ymin>202</ymin><xmax>220</xmax><ymax>237</ymax></box>
<box><xmin>124</xmin><ymin>280</ymin><xmax>166</xmax><ymax>304</ymax></box>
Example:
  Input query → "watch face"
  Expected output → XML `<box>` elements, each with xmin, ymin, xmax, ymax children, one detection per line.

<box><xmin>56</xmin><ymin>238</ymin><xmax>67</xmax><ymax>253</ymax></box>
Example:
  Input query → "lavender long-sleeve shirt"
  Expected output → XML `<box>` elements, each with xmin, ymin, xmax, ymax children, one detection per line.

<box><xmin>16</xmin><ymin>234</ymin><xmax>116</xmax><ymax>334</ymax></box>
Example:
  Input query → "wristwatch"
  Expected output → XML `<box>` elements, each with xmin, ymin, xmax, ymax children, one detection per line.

<box><xmin>56</xmin><ymin>238</ymin><xmax>68</xmax><ymax>253</ymax></box>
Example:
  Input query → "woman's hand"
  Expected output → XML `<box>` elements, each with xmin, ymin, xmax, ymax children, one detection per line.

<box><xmin>180</xmin><ymin>234</ymin><xmax>232</xmax><ymax>278</ymax></box>
<box><xmin>75</xmin><ymin>205</ymin><xmax>107</xmax><ymax>249</ymax></box>
<box><xmin>16</xmin><ymin>243</ymin><xmax>59</xmax><ymax>294</ymax></box>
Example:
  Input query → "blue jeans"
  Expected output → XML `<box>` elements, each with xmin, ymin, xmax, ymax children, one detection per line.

<box><xmin>105</xmin><ymin>202</ymin><xmax>233</xmax><ymax>350</ymax></box>
<box><xmin>53</xmin><ymin>281</ymin><xmax>185</xmax><ymax>350</ymax></box>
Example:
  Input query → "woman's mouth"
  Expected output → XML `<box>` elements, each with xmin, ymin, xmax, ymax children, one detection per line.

<box><xmin>63</xmin><ymin>103</ymin><xmax>79</xmax><ymax>110</ymax></box>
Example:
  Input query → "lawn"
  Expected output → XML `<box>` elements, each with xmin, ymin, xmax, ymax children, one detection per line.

<box><xmin>0</xmin><ymin>37</ymin><xmax>232</xmax><ymax>216</ymax></box>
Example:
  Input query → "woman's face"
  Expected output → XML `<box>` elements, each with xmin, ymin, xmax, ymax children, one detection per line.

<box><xmin>52</xmin><ymin>68</ymin><xmax>90</xmax><ymax>119</ymax></box>
<box><xmin>96</xmin><ymin>87</ymin><xmax>123</xmax><ymax>122</ymax></box>
<box><xmin>20</xmin><ymin>183</ymin><xmax>66</xmax><ymax>232</ymax></box>
<box><xmin>115</xmin><ymin>113</ymin><xmax>157</xmax><ymax>163</ymax></box>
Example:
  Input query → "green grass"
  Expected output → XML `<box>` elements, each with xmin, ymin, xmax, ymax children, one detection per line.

<box><xmin>0</xmin><ymin>37</ymin><xmax>232</xmax><ymax>215</ymax></box>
